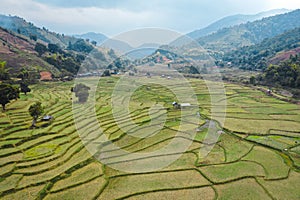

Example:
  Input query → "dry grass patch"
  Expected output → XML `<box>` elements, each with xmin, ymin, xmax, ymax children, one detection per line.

<box><xmin>243</xmin><ymin>146</ymin><xmax>290</xmax><ymax>179</ymax></box>
<box><xmin>126</xmin><ymin>186</ymin><xmax>215</xmax><ymax>200</ymax></box>
<box><xmin>45</xmin><ymin>177</ymin><xmax>106</xmax><ymax>200</ymax></box>
<box><xmin>1</xmin><ymin>184</ymin><xmax>45</xmax><ymax>200</ymax></box>
<box><xmin>215</xmin><ymin>178</ymin><xmax>271</xmax><ymax>200</ymax></box>
<box><xmin>199</xmin><ymin>161</ymin><xmax>265</xmax><ymax>183</ymax></box>
<box><xmin>224</xmin><ymin>118</ymin><xmax>300</xmax><ymax>134</ymax></box>
<box><xmin>218</xmin><ymin>134</ymin><xmax>253</xmax><ymax>162</ymax></box>
<box><xmin>257</xmin><ymin>170</ymin><xmax>300</xmax><ymax>200</ymax></box>
<box><xmin>99</xmin><ymin>170</ymin><xmax>210</xmax><ymax>199</ymax></box>
<box><xmin>51</xmin><ymin>162</ymin><xmax>103</xmax><ymax>192</ymax></box>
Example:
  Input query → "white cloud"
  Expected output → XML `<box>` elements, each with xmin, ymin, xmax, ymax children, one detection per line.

<box><xmin>0</xmin><ymin>0</ymin><xmax>165</xmax><ymax>36</ymax></box>
<box><xmin>265</xmin><ymin>0</ymin><xmax>300</xmax><ymax>9</ymax></box>
<box><xmin>0</xmin><ymin>0</ymin><xmax>299</xmax><ymax>36</ymax></box>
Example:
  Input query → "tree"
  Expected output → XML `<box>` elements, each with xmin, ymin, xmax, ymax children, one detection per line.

<box><xmin>35</xmin><ymin>43</ymin><xmax>48</xmax><ymax>56</ymax></box>
<box><xmin>17</xmin><ymin>68</ymin><xmax>29</xmax><ymax>80</ymax></box>
<box><xmin>91</xmin><ymin>40</ymin><xmax>97</xmax><ymax>46</ymax></box>
<box><xmin>71</xmin><ymin>83</ymin><xmax>90</xmax><ymax>103</ymax></box>
<box><xmin>108</xmin><ymin>49</ymin><xmax>117</xmax><ymax>59</ymax></box>
<box><xmin>68</xmin><ymin>39</ymin><xmax>94</xmax><ymax>53</ymax></box>
<box><xmin>0</xmin><ymin>61</ymin><xmax>10</xmax><ymax>80</ymax></box>
<box><xmin>0</xmin><ymin>84</ymin><xmax>20</xmax><ymax>111</ymax></box>
<box><xmin>249</xmin><ymin>76</ymin><xmax>256</xmax><ymax>85</ymax></box>
<box><xmin>102</xmin><ymin>69</ymin><xmax>111</xmax><ymax>77</ymax></box>
<box><xmin>48</xmin><ymin>43</ymin><xmax>61</xmax><ymax>53</ymax></box>
<box><xmin>29</xmin><ymin>34</ymin><xmax>37</xmax><ymax>41</ymax></box>
<box><xmin>20</xmin><ymin>82</ymin><xmax>31</xmax><ymax>95</ymax></box>
<box><xmin>188</xmin><ymin>65</ymin><xmax>200</xmax><ymax>74</ymax></box>
<box><xmin>29</xmin><ymin>102</ymin><xmax>44</xmax><ymax>127</ymax></box>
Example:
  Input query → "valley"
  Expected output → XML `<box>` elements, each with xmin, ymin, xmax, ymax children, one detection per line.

<box><xmin>0</xmin><ymin>5</ymin><xmax>300</xmax><ymax>200</ymax></box>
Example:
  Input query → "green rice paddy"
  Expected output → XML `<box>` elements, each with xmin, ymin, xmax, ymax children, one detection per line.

<box><xmin>0</xmin><ymin>76</ymin><xmax>299</xmax><ymax>199</ymax></box>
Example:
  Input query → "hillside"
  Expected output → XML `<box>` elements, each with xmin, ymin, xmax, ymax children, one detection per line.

<box><xmin>188</xmin><ymin>8</ymin><xmax>290</xmax><ymax>39</ymax></box>
<box><xmin>258</xmin><ymin>53</ymin><xmax>300</xmax><ymax>91</ymax></box>
<box><xmin>0</xmin><ymin>27</ymin><xmax>60</xmax><ymax>75</ymax></box>
<box><xmin>197</xmin><ymin>9</ymin><xmax>300</xmax><ymax>53</ymax></box>
<box><xmin>0</xmin><ymin>14</ymin><xmax>78</xmax><ymax>47</ymax></box>
<box><xmin>0</xmin><ymin>26</ymin><xmax>119</xmax><ymax>77</ymax></box>
<box><xmin>222</xmin><ymin>27</ymin><xmax>300</xmax><ymax>70</ymax></box>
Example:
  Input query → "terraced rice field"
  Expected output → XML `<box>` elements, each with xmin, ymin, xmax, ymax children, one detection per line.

<box><xmin>0</xmin><ymin>76</ymin><xmax>300</xmax><ymax>199</ymax></box>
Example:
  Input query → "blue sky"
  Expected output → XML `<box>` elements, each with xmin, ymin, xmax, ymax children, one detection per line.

<box><xmin>0</xmin><ymin>0</ymin><xmax>299</xmax><ymax>36</ymax></box>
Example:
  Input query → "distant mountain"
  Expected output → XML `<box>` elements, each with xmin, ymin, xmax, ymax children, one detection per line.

<box><xmin>0</xmin><ymin>14</ymin><xmax>79</xmax><ymax>47</ymax></box>
<box><xmin>126</xmin><ymin>43</ymin><xmax>160</xmax><ymax>59</ymax></box>
<box><xmin>197</xmin><ymin>9</ymin><xmax>300</xmax><ymax>53</ymax></box>
<box><xmin>222</xmin><ymin>27</ymin><xmax>300</xmax><ymax>70</ymax></box>
<box><xmin>74</xmin><ymin>32</ymin><xmax>159</xmax><ymax>59</ymax></box>
<box><xmin>74</xmin><ymin>32</ymin><xmax>108</xmax><ymax>45</ymax></box>
<box><xmin>188</xmin><ymin>9</ymin><xmax>290</xmax><ymax>39</ymax></box>
<box><xmin>100</xmin><ymin>40</ymin><xmax>160</xmax><ymax>59</ymax></box>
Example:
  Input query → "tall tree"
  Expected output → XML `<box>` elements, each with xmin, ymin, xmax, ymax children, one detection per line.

<box><xmin>91</xmin><ymin>40</ymin><xmax>97</xmax><ymax>46</ymax></box>
<box><xmin>71</xmin><ymin>83</ymin><xmax>90</xmax><ymax>103</ymax></box>
<box><xmin>20</xmin><ymin>82</ymin><xmax>31</xmax><ymax>95</ymax></box>
<box><xmin>29</xmin><ymin>102</ymin><xmax>44</xmax><ymax>127</ymax></box>
<box><xmin>250</xmin><ymin>76</ymin><xmax>256</xmax><ymax>85</ymax></box>
<box><xmin>35</xmin><ymin>43</ymin><xmax>48</xmax><ymax>56</ymax></box>
<box><xmin>0</xmin><ymin>84</ymin><xmax>20</xmax><ymax>111</ymax></box>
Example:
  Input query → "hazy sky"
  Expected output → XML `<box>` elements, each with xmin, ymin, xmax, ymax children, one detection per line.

<box><xmin>0</xmin><ymin>0</ymin><xmax>300</xmax><ymax>36</ymax></box>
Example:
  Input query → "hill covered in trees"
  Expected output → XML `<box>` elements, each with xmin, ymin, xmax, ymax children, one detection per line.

<box><xmin>0</xmin><ymin>15</ymin><xmax>124</xmax><ymax>79</ymax></box>
<box><xmin>221</xmin><ymin>27</ymin><xmax>300</xmax><ymax>70</ymax></box>
<box><xmin>257</xmin><ymin>54</ymin><xmax>300</xmax><ymax>93</ymax></box>
<box><xmin>197</xmin><ymin>9</ymin><xmax>300</xmax><ymax>53</ymax></box>
<box><xmin>188</xmin><ymin>9</ymin><xmax>290</xmax><ymax>39</ymax></box>
<box><xmin>0</xmin><ymin>14</ymin><xmax>78</xmax><ymax>47</ymax></box>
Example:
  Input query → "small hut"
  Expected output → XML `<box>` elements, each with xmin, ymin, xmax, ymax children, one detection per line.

<box><xmin>42</xmin><ymin>115</ymin><xmax>53</xmax><ymax>121</ymax></box>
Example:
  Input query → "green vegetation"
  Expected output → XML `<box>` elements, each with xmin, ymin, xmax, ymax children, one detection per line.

<box><xmin>20</xmin><ymin>82</ymin><xmax>31</xmax><ymax>95</ymax></box>
<box><xmin>28</xmin><ymin>102</ymin><xmax>44</xmax><ymax>127</ymax></box>
<box><xmin>0</xmin><ymin>18</ymin><xmax>121</xmax><ymax>78</ymax></box>
<box><xmin>71</xmin><ymin>83</ymin><xmax>91</xmax><ymax>103</ymax></box>
<box><xmin>260</xmin><ymin>57</ymin><xmax>300</xmax><ymax>89</ymax></box>
<box><xmin>67</xmin><ymin>39</ymin><xmax>94</xmax><ymax>53</ymax></box>
<box><xmin>222</xmin><ymin>27</ymin><xmax>300</xmax><ymax>70</ymax></box>
<box><xmin>0</xmin><ymin>83</ymin><xmax>19</xmax><ymax>110</ymax></box>
<box><xmin>0</xmin><ymin>61</ymin><xmax>10</xmax><ymax>80</ymax></box>
<box><xmin>198</xmin><ymin>9</ymin><xmax>300</xmax><ymax>53</ymax></box>
<box><xmin>0</xmin><ymin>7</ymin><xmax>300</xmax><ymax>199</ymax></box>
<box><xmin>0</xmin><ymin>76</ymin><xmax>298</xmax><ymax>199</ymax></box>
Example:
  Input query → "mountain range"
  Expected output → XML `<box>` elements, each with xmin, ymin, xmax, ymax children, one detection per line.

<box><xmin>197</xmin><ymin>9</ymin><xmax>300</xmax><ymax>53</ymax></box>
<box><xmin>188</xmin><ymin>8</ymin><xmax>290</xmax><ymax>39</ymax></box>
<box><xmin>0</xmin><ymin>8</ymin><xmax>300</xmax><ymax>78</ymax></box>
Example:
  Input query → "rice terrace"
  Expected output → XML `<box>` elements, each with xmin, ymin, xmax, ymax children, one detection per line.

<box><xmin>1</xmin><ymin>1</ymin><xmax>300</xmax><ymax>200</ymax></box>
<box><xmin>0</xmin><ymin>71</ymin><xmax>299</xmax><ymax>199</ymax></box>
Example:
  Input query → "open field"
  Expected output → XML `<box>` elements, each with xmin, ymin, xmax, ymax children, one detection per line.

<box><xmin>0</xmin><ymin>75</ymin><xmax>300</xmax><ymax>199</ymax></box>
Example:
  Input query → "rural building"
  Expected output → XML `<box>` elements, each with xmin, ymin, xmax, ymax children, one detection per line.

<box><xmin>42</xmin><ymin>115</ymin><xmax>53</xmax><ymax>121</ymax></box>
<box><xmin>40</xmin><ymin>71</ymin><xmax>52</xmax><ymax>81</ymax></box>
<box><xmin>180</xmin><ymin>103</ymin><xmax>191</xmax><ymax>107</ymax></box>
<box><xmin>173</xmin><ymin>102</ymin><xmax>191</xmax><ymax>109</ymax></box>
